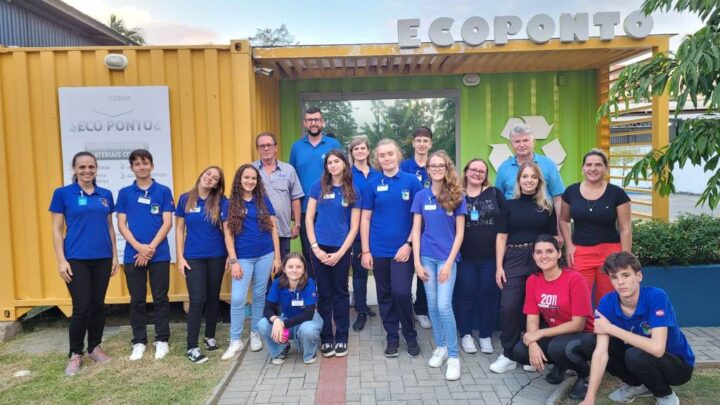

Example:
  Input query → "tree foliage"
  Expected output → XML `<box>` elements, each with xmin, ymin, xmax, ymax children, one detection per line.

<box><xmin>108</xmin><ymin>14</ymin><xmax>146</xmax><ymax>45</ymax></box>
<box><xmin>598</xmin><ymin>0</ymin><xmax>720</xmax><ymax>209</ymax></box>
<box><xmin>250</xmin><ymin>24</ymin><xmax>296</xmax><ymax>46</ymax></box>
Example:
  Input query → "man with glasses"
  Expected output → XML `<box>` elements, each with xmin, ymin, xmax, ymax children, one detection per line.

<box><xmin>253</xmin><ymin>132</ymin><xmax>304</xmax><ymax>260</ymax></box>
<box><xmin>289</xmin><ymin>107</ymin><xmax>342</xmax><ymax>268</ymax></box>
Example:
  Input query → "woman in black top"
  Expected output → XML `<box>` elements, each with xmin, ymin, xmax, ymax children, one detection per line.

<box><xmin>490</xmin><ymin>161</ymin><xmax>557</xmax><ymax>374</ymax></box>
<box><xmin>559</xmin><ymin>149</ymin><xmax>631</xmax><ymax>305</ymax></box>
<box><xmin>454</xmin><ymin>158</ymin><xmax>505</xmax><ymax>355</ymax></box>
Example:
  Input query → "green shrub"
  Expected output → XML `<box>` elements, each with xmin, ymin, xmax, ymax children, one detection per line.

<box><xmin>632</xmin><ymin>214</ymin><xmax>720</xmax><ymax>266</ymax></box>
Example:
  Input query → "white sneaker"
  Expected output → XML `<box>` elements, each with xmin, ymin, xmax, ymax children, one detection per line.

<box><xmin>428</xmin><ymin>346</ymin><xmax>448</xmax><ymax>368</ymax></box>
<box><xmin>479</xmin><ymin>337</ymin><xmax>494</xmax><ymax>354</ymax></box>
<box><xmin>416</xmin><ymin>314</ymin><xmax>432</xmax><ymax>329</ymax></box>
<box><xmin>250</xmin><ymin>331</ymin><xmax>263</xmax><ymax>352</ymax></box>
<box><xmin>461</xmin><ymin>335</ymin><xmax>478</xmax><ymax>354</ymax></box>
<box><xmin>608</xmin><ymin>383</ymin><xmax>651</xmax><ymax>403</ymax></box>
<box><xmin>655</xmin><ymin>391</ymin><xmax>680</xmax><ymax>405</ymax></box>
<box><xmin>154</xmin><ymin>341</ymin><xmax>169</xmax><ymax>360</ymax></box>
<box><xmin>523</xmin><ymin>364</ymin><xmax>537</xmax><ymax>372</ymax></box>
<box><xmin>489</xmin><ymin>354</ymin><xmax>517</xmax><ymax>374</ymax></box>
<box><xmin>129</xmin><ymin>343</ymin><xmax>146</xmax><ymax>361</ymax></box>
<box><xmin>221</xmin><ymin>339</ymin><xmax>244</xmax><ymax>360</ymax></box>
<box><xmin>445</xmin><ymin>358</ymin><xmax>461</xmax><ymax>381</ymax></box>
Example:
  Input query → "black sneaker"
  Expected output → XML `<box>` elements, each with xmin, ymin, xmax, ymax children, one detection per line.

<box><xmin>203</xmin><ymin>337</ymin><xmax>220</xmax><ymax>351</ymax></box>
<box><xmin>320</xmin><ymin>343</ymin><xmax>335</xmax><ymax>358</ymax></box>
<box><xmin>335</xmin><ymin>342</ymin><xmax>348</xmax><ymax>357</ymax></box>
<box><xmin>385</xmin><ymin>342</ymin><xmax>399</xmax><ymax>358</ymax></box>
<box><xmin>406</xmin><ymin>340</ymin><xmax>421</xmax><ymax>358</ymax></box>
<box><xmin>545</xmin><ymin>364</ymin><xmax>567</xmax><ymax>384</ymax></box>
<box><xmin>187</xmin><ymin>348</ymin><xmax>209</xmax><ymax>364</ymax></box>
<box><xmin>568</xmin><ymin>377</ymin><xmax>589</xmax><ymax>400</ymax></box>
<box><xmin>353</xmin><ymin>313</ymin><xmax>368</xmax><ymax>332</ymax></box>
<box><xmin>271</xmin><ymin>344</ymin><xmax>290</xmax><ymax>365</ymax></box>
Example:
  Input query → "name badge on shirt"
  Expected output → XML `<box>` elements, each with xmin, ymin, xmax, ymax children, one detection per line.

<box><xmin>190</xmin><ymin>207</ymin><xmax>201</xmax><ymax>213</ymax></box>
<box><xmin>377</xmin><ymin>184</ymin><xmax>388</xmax><ymax>192</ymax></box>
<box><xmin>78</xmin><ymin>196</ymin><xmax>88</xmax><ymax>206</ymax></box>
<box><xmin>424</xmin><ymin>204</ymin><xmax>437</xmax><ymax>211</ymax></box>
<box><xmin>291</xmin><ymin>299</ymin><xmax>304</xmax><ymax>307</ymax></box>
<box><xmin>323</xmin><ymin>193</ymin><xmax>335</xmax><ymax>199</ymax></box>
<box><xmin>470</xmin><ymin>209</ymin><xmax>479</xmax><ymax>222</ymax></box>
<box><xmin>138</xmin><ymin>196</ymin><xmax>151</xmax><ymax>204</ymax></box>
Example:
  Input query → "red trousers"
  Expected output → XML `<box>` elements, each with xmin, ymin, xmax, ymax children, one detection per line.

<box><xmin>573</xmin><ymin>242</ymin><xmax>622</xmax><ymax>305</ymax></box>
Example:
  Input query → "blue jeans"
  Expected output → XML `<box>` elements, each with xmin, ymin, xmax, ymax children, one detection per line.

<box><xmin>453</xmin><ymin>259</ymin><xmax>500</xmax><ymax>338</ymax></box>
<box><xmin>420</xmin><ymin>256</ymin><xmax>459</xmax><ymax>358</ymax></box>
<box><xmin>230</xmin><ymin>252</ymin><xmax>274</xmax><ymax>340</ymax></box>
<box><xmin>258</xmin><ymin>313</ymin><xmax>323</xmax><ymax>363</ymax></box>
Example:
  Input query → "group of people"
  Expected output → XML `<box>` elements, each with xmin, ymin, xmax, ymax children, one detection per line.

<box><xmin>50</xmin><ymin>107</ymin><xmax>693</xmax><ymax>404</ymax></box>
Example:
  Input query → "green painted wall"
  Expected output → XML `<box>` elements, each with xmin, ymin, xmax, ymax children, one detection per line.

<box><xmin>279</xmin><ymin>71</ymin><xmax>597</xmax><ymax>186</ymax></box>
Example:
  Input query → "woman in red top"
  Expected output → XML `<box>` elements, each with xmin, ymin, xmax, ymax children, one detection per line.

<box><xmin>512</xmin><ymin>234</ymin><xmax>594</xmax><ymax>401</ymax></box>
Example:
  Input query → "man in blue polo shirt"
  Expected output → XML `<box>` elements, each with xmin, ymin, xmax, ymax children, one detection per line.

<box><xmin>289</xmin><ymin>107</ymin><xmax>342</xmax><ymax>260</ymax></box>
<box><xmin>495</xmin><ymin>124</ymin><xmax>564</xmax><ymax>242</ymax></box>
<box><xmin>116</xmin><ymin>149</ymin><xmax>175</xmax><ymax>362</ymax></box>
<box><xmin>579</xmin><ymin>252</ymin><xmax>694</xmax><ymax>405</ymax></box>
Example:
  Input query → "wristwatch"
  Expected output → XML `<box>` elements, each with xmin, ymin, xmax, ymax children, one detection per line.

<box><xmin>228</xmin><ymin>258</ymin><xmax>238</xmax><ymax>264</ymax></box>
<box><xmin>405</xmin><ymin>241</ymin><xmax>413</xmax><ymax>248</ymax></box>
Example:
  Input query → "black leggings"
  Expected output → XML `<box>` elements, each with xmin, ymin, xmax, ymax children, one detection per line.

<box><xmin>185</xmin><ymin>256</ymin><xmax>226</xmax><ymax>350</ymax></box>
<box><xmin>66</xmin><ymin>258</ymin><xmax>112</xmax><ymax>356</ymax></box>
<box><xmin>580</xmin><ymin>334</ymin><xmax>694</xmax><ymax>397</ymax></box>
<box><xmin>512</xmin><ymin>332</ymin><xmax>590</xmax><ymax>377</ymax></box>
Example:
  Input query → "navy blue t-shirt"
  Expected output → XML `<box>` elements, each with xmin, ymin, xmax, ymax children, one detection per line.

<box><xmin>49</xmin><ymin>183</ymin><xmax>115</xmax><ymax>260</ymax></box>
<box><xmin>400</xmin><ymin>158</ymin><xmax>431</xmax><ymax>189</ymax></box>
<box><xmin>175</xmin><ymin>193</ymin><xmax>227</xmax><ymax>259</ymax></box>
<box><xmin>116</xmin><ymin>180</ymin><xmax>175</xmax><ymax>263</ymax></box>
<box><xmin>308</xmin><ymin>180</ymin><xmax>361</xmax><ymax>247</ymax></box>
<box><xmin>362</xmin><ymin>171</ymin><xmax>422</xmax><ymax>257</ymax></box>
<box><xmin>411</xmin><ymin>188</ymin><xmax>467</xmax><ymax>261</ymax></box>
<box><xmin>267</xmin><ymin>277</ymin><xmax>318</xmax><ymax>320</ymax></box>
<box><xmin>598</xmin><ymin>286</ymin><xmax>695</xmax><ymax>366</ymax></box>
<box><xmin>221</xmin><ymin>196</ymin><xmax>276</xmax><ymax>259</ymax></box>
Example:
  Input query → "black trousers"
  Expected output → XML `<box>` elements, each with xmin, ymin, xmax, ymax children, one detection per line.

<box><xmin>413</xmin><ymin>275</ymin><xmax>428</xmax><ymax>316</ymax></box>
<box><xmin>512</xmin><ymin>332</ymin><xmax>591</xmax><ymax>378</ymax></box>
<box><xmin>124</xmin><ymin>261</ymin><xmax>171</xmax><ymax>345</ymax></box>
<box><xmin>312</xmin><ymin>245</ymin><xmax>351</xmax><ymax>344</ymax></box>
<box><xmin>185</xmin><ymin>256</ymin><xmax>226</xmax><ymax>350</ymax></box>
<box><xmin>499</xmin><ymin>245</ymin><xmax>536</xmax><ymax>357</ymax></box>
<box><xmin>299</xmin><ymin>213</ymin><xmax>313</xmax><ymax>278</ymax></box>
<box><xmin>579</xmin><ymin>334</ymin><xmax>694</xmax><ymax>397</ymax></box>
<box><xmin>373</xmin><ymin>257</ymin><xmax>417</xmax><ymax>344</ymax></box>
<box><xmin>66</xmin><ymin>258</ymin><xmax>112</xmax><ymax>356</ymax></box>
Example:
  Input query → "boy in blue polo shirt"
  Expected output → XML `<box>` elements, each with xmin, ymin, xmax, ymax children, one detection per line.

<box><xmin>116</xmin><ymin>149</ymin><xmax>175</xmax><ymax>362</ymax></box>
<box><xmin>579</xmin><ymin>252</ymin><xmax>694</xmax><ymax>405</ymax></box>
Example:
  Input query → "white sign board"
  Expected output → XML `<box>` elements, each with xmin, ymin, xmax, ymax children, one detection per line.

<box><xmin>58</xmin><ymin>86</ymin><xmax>175</xmax><ymax>264</ymax></box>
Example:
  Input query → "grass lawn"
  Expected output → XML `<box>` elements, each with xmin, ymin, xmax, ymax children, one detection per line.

<box><xmin>559</xmin><ymin>368</ymin><xmax>720</xmax><ymax>405</ymax></box>
<box><xmin>0</xmin><ymin>322</ymin><xmax>234</xmax><ymax>405</ymax></box>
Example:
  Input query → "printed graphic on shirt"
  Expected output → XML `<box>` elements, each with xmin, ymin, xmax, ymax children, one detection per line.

<box><xmin>538</xmin><ymin>293</ymin><xmax>561</xmax><ymax>325</ymax></box>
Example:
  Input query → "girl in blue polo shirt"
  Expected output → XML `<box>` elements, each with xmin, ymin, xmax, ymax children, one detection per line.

<box><xmin>175</xmin><ymin>166</ymin><xmax>227</xmax><ymax>363</ymax></box>
<box><xmin>361</xmin><ymin>138</ymin><xmax>423</xmax><ymax>358</ymax></box>
<box><xmin>221</xmin><ymin>164</ymin><xmax>282</xmax><ymax>360</ymax></box>
<box><xmin>259</xmin><ymin>252</ymin><xmax>323</xmax><ymax>364</ymax></box>
<box><xmin>411</xmin><ymin>151</ymin><xmax>466</xmax><ymax>381</ymax></box>
<box><xmin>50</xmin><ymin>151</ymin><xmax>118</xmax><ymax>376</ymax></box>
<box><xmin>306</xmin><ymin>150</ymin><xmax>361</xmax><ymax>358</ymax></box>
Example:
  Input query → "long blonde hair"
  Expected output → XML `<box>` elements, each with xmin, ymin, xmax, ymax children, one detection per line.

<box><xmin>429</xmin><ymin>151</ymin><xmax>463</xmax><ymax>211</ymax></box>
<box><xmin>513</xmin><ymin>162</ymin><xmax>553</xmax><ymax>214</ymax></box>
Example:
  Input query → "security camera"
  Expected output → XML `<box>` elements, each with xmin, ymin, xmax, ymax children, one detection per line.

<box><xmin>254</xmin><ymin>66</ymin><xmax>274</xmax><ymax>77</ymax></box>
<box><xmin>104</xmin><ymin>54</ymin><xmax>128</xmax><ymax>71</ymax></box>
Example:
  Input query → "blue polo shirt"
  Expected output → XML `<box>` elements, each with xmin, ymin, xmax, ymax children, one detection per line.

<box><xmin>495</xmin><ymin>153</ymin><xmax>565</xmax><ymax>200</ymax></box>
<box><xmin>288</xmin><ymin>133</ymin><xmax>342</xmax><ymax>212</ymax></box>
<box><xmin>400</xmin><ymin>158</ymin><xmax>431</xmax><ymax>189</ymax></box>
<box><xmin>598</xmin><ymin>286</ymin><xmax>695</xmax><ymax>367</ymax></box>
<box><xmin>308</xmin><ymin>181</ymin><xmax>361</xmax><ymax>247</ymax></box>
<box><xmin>362</xmin><ymin>171</ymin><xmax>422</xmax><ymax>258</ymax></box>
<box><xmin>221</xmin><ymin>196</ymin><xmax>276</xmax><ymax>259</ymax></box>
<box><xmin>267</xmin><ymin>277</ymin><xmax>318</xmax><ymax>320</ymax></box>
<box><xmin>116</xmin><ymin>180</ymin><xmax>175</xmax><ymax>263</ymax></box>
<box><xmin>175</xmin><ymin>193</ymin><xmax>227</xmax><ymax>259</ymax></box>
<box><xmin>49</xmin><ymin>183</ymin><xmax>115</xmax><ymax>260</ymax></box>
<box><xmin>411</xmin><ymin>189</ymin><xmax>467</xmax><ymax>261</ymax></box>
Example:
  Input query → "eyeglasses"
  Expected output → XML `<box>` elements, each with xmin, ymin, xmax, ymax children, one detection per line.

<box><xmin>467</xmin><ymin>168</ymin><xmax>486</xmax><ymax>174</ymax></box>
<box><xmin>257</xmin><ymin>143</ymin><xmax>276</xmax><ymax>149</ymax></box>
<box><xmin>304</xmin><ymin>118</ymin><xmax>322</xmax><ymax>123</ymax></box>
<box><xmin>428</xmin><ymin>164</ymin><xmax>446</xmax><ymax>170</ymax></box>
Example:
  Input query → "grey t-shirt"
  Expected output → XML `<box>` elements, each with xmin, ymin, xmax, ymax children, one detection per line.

<box><xmin>253</xmin><ymin>159</ymin><xmax>304</xmax><ymax>237</ymax></box>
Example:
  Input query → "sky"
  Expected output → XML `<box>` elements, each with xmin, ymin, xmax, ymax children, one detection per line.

<box><xmin>65</xmin><ymin>0</ymin><xmax>705</xmax><ymax>50</ymax></box>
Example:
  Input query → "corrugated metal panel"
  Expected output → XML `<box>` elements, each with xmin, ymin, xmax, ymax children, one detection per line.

<box><xmin>0</xmin><ymin>41</ymin><xmax>280</xmax><ymax>320</ymax></box>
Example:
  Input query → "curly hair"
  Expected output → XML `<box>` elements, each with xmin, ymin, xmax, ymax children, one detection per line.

<box><xmin>227</xmin><ymin>164</ymin><xmax>273</xmax><ymax>235</ymax></box>
<box><xmin>320</xmin><ymin>149</ymin><xmax>356</xmax><ymax>206</ymax></box>
<box><xmin>513</xmin><ymin>161</ymin><xmax>553</xmax><ymax>214</ymax></box>
<box><xmin>428</xmin><ymin>151</ymin><xmax>463</xmax><ymax>211</ymax></box>
<box><xmin>184</xmin><ymin>166</ymin><xmax>225</xmax><ymax>226</ymax></box>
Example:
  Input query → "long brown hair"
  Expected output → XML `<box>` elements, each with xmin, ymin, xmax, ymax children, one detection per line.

<box><xmin>513</xmin><ymin>161</ymin><xmax>553</xmax><ymax>214</ymax></box>
<box><xmin>184</xmin><ymin>166</ymin><xmax>225</xmax><ymax>226</ymax></box>
<box><xmin>320</xmin><ymin>149</ymin><xmax>356</xmax><ymax>206</ymax></box>
<box><xmin>227</xmin><ymin>164</ymin><xmax>273</xmax><ymax>234</ymax></box>
<box><xmin>277</xmin><ymin>252</ymin><xmax>309</xmax><ymax>290</ymax></box>
<box><xmin>429</xmin><ymin>151</ymin><xmax>463</xmax><ymax>211</ymax></box>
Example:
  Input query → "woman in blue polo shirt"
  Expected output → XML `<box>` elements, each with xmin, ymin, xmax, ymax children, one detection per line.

<box><xmin>361</xmin><ymin>138</ymin><xmax>423</xmax><ymax>358</ymax></box>
<box><xmin>411</xmin><ymin>151</ymin><xmax>466</xmax><ymax>380</ymax></box>
<box><xmin>348</xmin><ymin>136</ymin><xmax>379</xmax><ymax>331</ymax></box>
<box><xmin>259</xmin><ymin>252</ymin><xmax>323</xmax><ymax>364</ymax></box>
<box><xmin>306</xmin><ymin>149</ymin><xmax>361</xmax><ymax>358</ymax></box>
<box><xmin>50</xmin><ymin>151</ymin><xmax>118</xmax><ymax>376</ymax></box>
<box><xmin>175</xmin><ymin>166</ymin><xmax>227</xmax><ymax>363</ymax></box>
<box><xmin>221</xmin><ymin>164</ymin><xmax>282</xmax><ymax>360</ymax></box>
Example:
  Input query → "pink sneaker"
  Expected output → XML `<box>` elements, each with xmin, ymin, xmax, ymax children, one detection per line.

<box><xmin>87</xmin><ymin>346</ymin><xmax>111</xmax><ymax>363</ymax></box>
<box><xmin>65</xmin><ymin>354</ymin><xmax>83</xmax><ymax>376</ymax></box>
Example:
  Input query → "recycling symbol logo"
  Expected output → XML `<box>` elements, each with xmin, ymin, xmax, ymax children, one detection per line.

<box><xmin>489</xmin><ymin>116</ymin><xmax>567</xmax><ymax>172</ymax></box>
